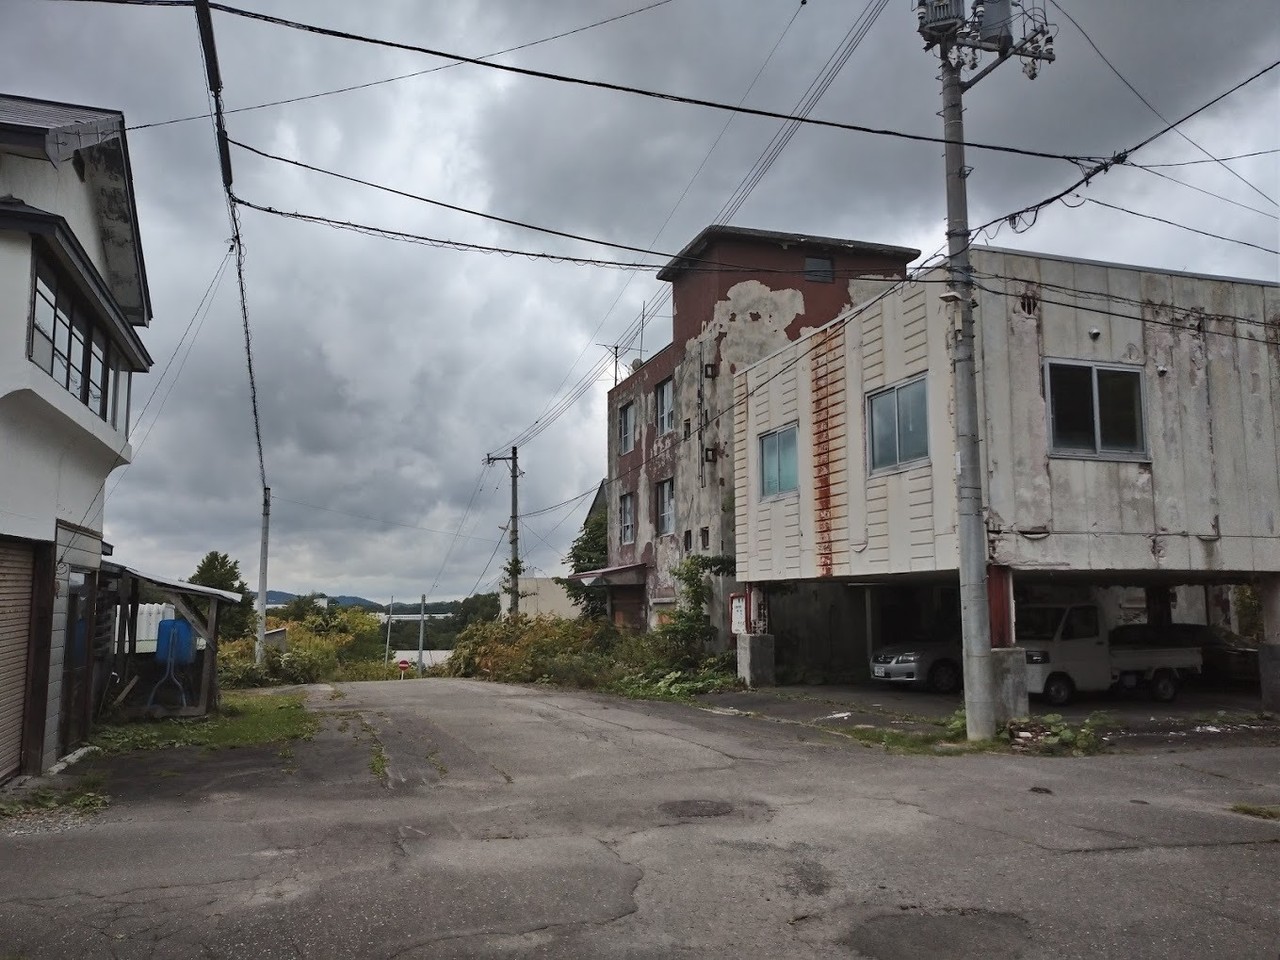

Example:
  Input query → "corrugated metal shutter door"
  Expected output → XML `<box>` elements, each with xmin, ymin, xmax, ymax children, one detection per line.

<box><xmin>0</xmin><ymin>543</ymin><xmax>34</xmax><ymax>778</ymax></box>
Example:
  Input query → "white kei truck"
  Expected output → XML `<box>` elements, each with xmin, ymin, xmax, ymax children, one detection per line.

<box><xmin>1016</xmin><ymin>603</ymin><xmax>1202</xmax><ymax>706</ymax></box>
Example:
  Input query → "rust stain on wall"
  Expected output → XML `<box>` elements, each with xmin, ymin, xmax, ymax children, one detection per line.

<box><xmin>810</xmin><ymin>326</ymin><xmax>845</xmax><ymax>578</ymax></box>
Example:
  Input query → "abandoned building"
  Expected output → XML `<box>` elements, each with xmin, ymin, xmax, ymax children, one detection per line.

<box><xmin>573</xmin><ymin>225</ymin><xmax>920</xmax><ymax>638</ymax></box>
<box><xmin>732</xmin><ymin>245</ymin><xmax>1280</xmax><ymax>698</ymax></box>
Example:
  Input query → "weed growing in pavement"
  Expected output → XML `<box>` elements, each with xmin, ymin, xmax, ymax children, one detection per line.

<box><xmin>90</xmin><ymin>693</ymin><xmax>319</xmax><ymax>754</ymax></box>
<box><xmin>369</xmin><ymin>743</ymin><xmax>389</xmax><ymax>783</ymax></box>
<box><xmin>1230</xmin><ymin>803</ymin><xmax>1280</xmax><ymax>821</ymax></box>
<box><xmin>1004</xmin><ymin>713</ymin><xmax>1107</xmax><ymax>756</ymax></box>
<box><xmin>0</xmin><ymin>773</ymin><xmax>110</xmax><ymax>819</ymax></box>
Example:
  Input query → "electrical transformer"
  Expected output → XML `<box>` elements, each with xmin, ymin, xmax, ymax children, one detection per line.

<box><xmin>916</xmin><ymin>0</ymin><xmax>965</xmax><ymax>39</ymax></box>
<box><xmin>978</xmin><ymin>0</ymin><xmax>1015</xmax><ymax>44</ymax></box>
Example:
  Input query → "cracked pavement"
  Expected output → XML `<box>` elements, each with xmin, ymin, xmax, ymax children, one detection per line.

<box><xmin>2</xmin><ymin>679</ymin><xmax>1279</xmax><ymax>958</ymax></box>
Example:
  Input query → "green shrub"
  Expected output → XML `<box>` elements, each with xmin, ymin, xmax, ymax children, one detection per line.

<box><xmin>436</xmin><ymin>614</ymin><xmax>740</xmax><ymax>701</ymax></box>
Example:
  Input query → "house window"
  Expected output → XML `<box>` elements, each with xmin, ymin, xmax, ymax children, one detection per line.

<box><xmin>619</xmin><ymin>493</ymin><xmax>635</xmax><ymax>545</ymax></box>
<box><xmin>655</xmin><ymin>478</ymin><xmax>675</xmax><ymax>535</ymax></box>
<box><xmin>618</xmin><ymin>402</ymin><xmax>636</xmax><ymax>454</ymax></box>
<box><xmin>655</xmin><ymin>378</ymin><xmax>675</xmax><ymax>434</ymax></box>
<box><xmin>683</xmin><ymin>529</ymin><xmax>693</xmax><ymax>551</ymax></box>
<box><xmin>804</xmin><ymin>256</ymin><xmax>834</xmax><ymax>283</ymax></box>
<box><xmin>700</xmin><ymin>527</ymin><xmax>710</xmax><ymax>550</ymax></box>
<box><xmin>760</xmin><ymin>425</ymin><xmax>799</xmax><ymax>497</ymax></box>
<box><xmin>28</xmin><ymin>256</ymin><xmax>130</xmax><ymax>429</ymax></box>
<box><xmin>868</xmin><ymin>376</ymin><xmax>928</xmax><ymax>472</ymax></box>
<box><xmin>1045</xmin><ymin>361</ymin><xmax>1145</xmax><ymax>456</ymax></box>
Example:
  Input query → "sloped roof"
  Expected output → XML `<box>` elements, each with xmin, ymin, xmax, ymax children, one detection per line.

<box><xmin>0</xmin><ymin>94</ymin><xmax>122</xmax><ymax>132</ymax></box>
<box><xmin>0</xmin><ymin>93</ymin><xmax>151</xmax><ymax>329</ymax></box>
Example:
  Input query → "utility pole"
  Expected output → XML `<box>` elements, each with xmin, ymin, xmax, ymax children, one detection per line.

<box><xmin>255</xmin><ymin>486</ymin><xmax>270</xmax><ymax>665</ymax></box>
<box><xmin>417</xmin><ymin>593</ymin><xmax>425</xmax><ymax>675</ymax></box>
<box><xmin>916</xmin><ymin>1</ymin><xmax>1055</xmax><ymax>740</ymax></box>
<box><xmin>383</xmin><ymin>594</ymin><xmax>393</xmax><ymax>665</ymax></box>
<box><xmin>485</xmin><ymin>446</ymin><xmax>521</xmax><ymax>615</ymax></box>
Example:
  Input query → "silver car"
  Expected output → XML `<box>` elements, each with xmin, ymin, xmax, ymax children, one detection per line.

<box><xmin>870</xmin><ymin>639</ymin><xmax>963</xmax><ymax>693</ymax></box>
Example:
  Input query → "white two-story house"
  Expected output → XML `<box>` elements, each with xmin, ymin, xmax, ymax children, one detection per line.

<box><xmin>733</xmin><ymin>246</ymin><xmax>1280</xmax><ymax>701</ymax></box>
<box><xmin>0</xmin><ymin>95</ymin><xmax>153</xmax><ymax>778</ymax></box>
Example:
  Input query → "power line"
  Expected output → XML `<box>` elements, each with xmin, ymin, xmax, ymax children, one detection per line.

<box><xmin>1129</xmin><ymin>164</ymin><xmax>1279</xmax><ymax>220</ymax></box>
<box><xmin>425</xmin><ymin>464</ymin><xmax>493</xmax><ymax>602</ymax></box>
<box><xmin>106</xmin><ymin>245</ymin><xmax>234</xmax><ymax>501</ymax></box>
<box><xmin>519</xmin><ymin>487</ymin><xmax>597</xmax><ymax>520</ymax></box>
<box><xmin>192</xmin><ymin>0</ymin><xmax>267</xmax><ymax>489</ymax></box>
<box><xmin>967</xmin><ymin>59</ymin><xmax>1280</xmax><ymax>247</ymax></box>
<box><xmin>1080</xmin><ymin>197</ymin><xmax>1278</xmax><ymax>255</ymax></box>
<box><xmin>205</xmin><ymin>1</ymin><xmax>1100</xmax><ymax>166</ymax></box>
<box><xmin>1045</xmin><ymin>0</ymin><xmax>1277</xmax><ymax>209</ymax></box>
<box><xmin>270</xmin><ymin>494</ymin><xmax>502</xmax><ymax>543</ymax></box>
<box><xmin>231</xmin><ymin>139</ymin><xmax>679</xmax><ymax>260</ymax></box>
<box><xmin>125</xmin><ymin>0</ymin><xmax>678</xmax><ymax>131</ymax></box>
<box><xmin>1143</xmin><ymin>148</ymin><xmax>1280</xmax><ymax>168</ymax></box>
<box><xmin>494</xmin><ymin>0</ymin><xmax>894</xmax><ymax>455</ymax></box>
<box><xmin>500</xmin><ymin>0</ymin><xmax>811</xmax><ymax>456</ymax></box>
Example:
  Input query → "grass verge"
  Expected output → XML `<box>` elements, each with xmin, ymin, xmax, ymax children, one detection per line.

<box><xmin>0</xmin><ymin>773</ymin><xmax>110</xmax><ymax>819</ymax></box>
<box><xmin>91</xmin><ymin>692</ymin><xmax>319</xmax><ymax>754</ymax></box>
<box><xmin>1231</xmin><ymin>803</ymin><xmax>1280</xmax><ymax>821</ymax></box>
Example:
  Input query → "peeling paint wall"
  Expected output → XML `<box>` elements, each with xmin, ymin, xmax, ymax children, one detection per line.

<box><xmin>606</xmin><ymin>235</ymin><xmax>912</xmax><ymax>636</ymax></box>
<box><xmin>737</xmin><ymin>249</ymin><xmax>1280</xmax><ymax>585</ymax></box>
<box><xmin>977</xmin><ymin>249</ymin><xmax>1280</xmax><ymax>576</ymax></box>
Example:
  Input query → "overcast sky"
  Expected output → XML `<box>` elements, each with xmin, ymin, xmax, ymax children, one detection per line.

<box><xmin>5</xmin><ymin>0</ymin><xmax>1277</xmax><ymax>602</ymax></box>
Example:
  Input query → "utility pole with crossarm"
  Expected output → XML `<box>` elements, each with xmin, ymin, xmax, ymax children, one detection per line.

<box><xmin>916</xmin><ymin>1</ymin><xmax>1056</xmax><ymax>740</ymax></box>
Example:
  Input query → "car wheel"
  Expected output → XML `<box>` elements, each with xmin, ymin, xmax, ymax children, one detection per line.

<box><xmin>1043</xmin><ymin>673</ymin><xmax>1075</xmax><ymax>707</ymax></box>
<box><xmin>1149</xmin><ymin>669</ymin><xmax>1179</xmax><ymax>703</ymax></box>
<box><xmin>928</xmin><ymin>659</ymin><xmax>962</xmax><ymax>694</ymax></box>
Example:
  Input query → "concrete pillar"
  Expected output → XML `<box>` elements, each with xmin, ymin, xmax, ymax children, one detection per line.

<box><xmin>1259</xmin><ymin>576</ymin><xmax>1280</xmax><ymax>715</ymax></box>
<box><xmin>990</xmin><ymin>647</ymin><xmax>1029</xmax><ymax>727</ymax></box>
<box><xmin>1145</xmin><ymin>586</ymin><xmax>1173</xmax><ymax>629</ymax></box>
<box><xmin>736</xmin><ymin>634</ymin><xmax>775</xmax><ymax>688</ymax></box>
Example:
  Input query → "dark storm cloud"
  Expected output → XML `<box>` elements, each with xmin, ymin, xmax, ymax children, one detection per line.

<box><xmin>5</xmin><ymin>0</ymin><xmax>1276</xmax><ymax>600</ymax></box>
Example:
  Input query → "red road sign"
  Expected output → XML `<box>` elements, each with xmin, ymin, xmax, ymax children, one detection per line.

<box><xmin>397</xmin><ymin>659</ymin><xmax>411</xmax><ymax>672</ymax></box>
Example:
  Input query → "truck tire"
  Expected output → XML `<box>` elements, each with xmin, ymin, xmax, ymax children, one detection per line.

<box><xmin>1043</xmin><ymin>673</ymin><xmax>1075</xmax><ymax>707</ymax></box>
<box><xmin>1149</xmin><ymin>669</ymin><xmax>1179</xmax><ymax>703</ymax></box>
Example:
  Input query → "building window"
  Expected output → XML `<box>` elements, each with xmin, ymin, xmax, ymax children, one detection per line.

<box><xmin>655</xmin><ymin>378</ymin><xmax>675</xmax><ymax>434</ymax></box>
<box><xmin>1045</xmin><ymin>361</ymin><xmax>1145</xmax><ymax>456</ymax></box>
<box><xmin>655</xmin><ymin>478</ymin><xmax>675</xmax><ymax>535</ymax></box>
<box><xmin>683</xmin><ymin>529</ymin><xmax>693</xmax><ymax>551</ymax></box>
<box><xmin>868</xmin><ymin>376</ymin><xmax>928</xmax><ymax>472</ymax></box>
<box><xmin>760</xmin><ymin>425</ymin><xmax>799</xmax><ymax>497</ymax></box>
<box><xmin>28</xmin><ymin>256</ymin><xmax>131</xmax><ymax>430</ymax></box>
<box><xmin>619</xmin><ymin>493</ymin><xmax>635</xmax><ymax>545</ymax></box>
<box><xmin>618</xmin><ymin>402</ymin><xmax>636</xmax><ymax>454</ymax></box>
<box><xmin>804</xmin><ymin>256</ymin><xmax>834</xmax><ymax>283</ymax></box>
<box><xmin>700</xmin><ymin>527</ymin><xmax>710</xmax><ymax>550</ymax></box>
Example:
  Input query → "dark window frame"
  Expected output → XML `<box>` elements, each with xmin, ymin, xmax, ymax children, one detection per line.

<box><xmin>655</xmin><ymin>377</ymin><xmax>675</xmax><ymax>435</ymax></box>
<box><xmin>617</xmin><ymin>402</ymin><xmax>636</xmax><ymax>454</ymax></box>
<box><xmin>618</xmin><ymin>492</ymin><xmax>636</xmax><ymax>545</ymax></box>
<box><xmin>27</xmin><ymin>253</ymin><xmax>130</xmax><ymax>430</ymax></box>
<box><xmin>1043</xmin><ymin>359</ymin><xmax>1147</xmax><ymax>460</ymax></box>
<box><xmin>759</xmin><ymin>424</ymin><xmax>799</xmax><ymax>499</ymax></box>
<box><xmin>804</xmin><ymin>256</ymin><xmax>835</xmax><ymax>283</ymax></box>
<box><xmin>655</xmin><ymin>477</ymin><xmax>675</xmax><ymax>536</ymax></box>
<box><xmin>867</xmin><ymin>375</ymin><xmax>929</xmax><ymax>474</ymax></box>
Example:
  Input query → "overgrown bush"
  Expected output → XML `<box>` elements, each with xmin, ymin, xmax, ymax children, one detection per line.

<box><xmin>435</xmin><ymin>613</ymin><xmax>741</xmax><ymax>701</ymax></box>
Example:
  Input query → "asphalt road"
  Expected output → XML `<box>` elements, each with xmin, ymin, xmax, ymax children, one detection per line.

<box><xmin>3</xmin><ymin>679</ymin><xmax>1279</xmax><ymax>959</ymax></box>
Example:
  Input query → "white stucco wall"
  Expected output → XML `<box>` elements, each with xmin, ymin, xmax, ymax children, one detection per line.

<box><xmin>0</xmin><ymin>154</ymin><xmax>108</xmax><ymax>277</ymax></box>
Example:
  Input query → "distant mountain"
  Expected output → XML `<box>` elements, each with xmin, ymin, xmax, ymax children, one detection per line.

<box><xmin>331</xmin><ymin>595</ymin><xmax>381</xmax><ymax>610</ymax></box>
<box><xmin>263</xmin><ymin>590</ymin><xmax>382</xmax><ymax>610</ymax></box>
